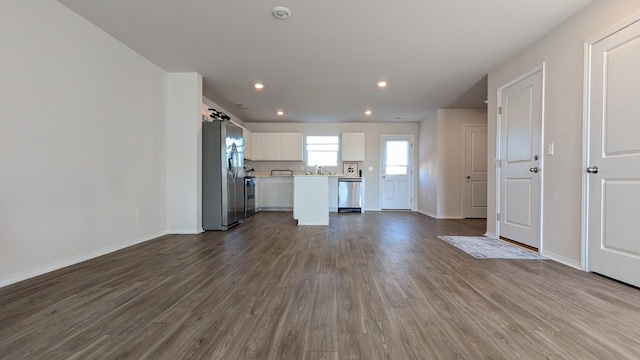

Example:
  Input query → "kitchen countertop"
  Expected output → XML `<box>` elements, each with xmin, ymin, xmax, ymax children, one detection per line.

<box><xmin>293</xmin><ymin>174</ymin><xmax>345</xmax><ymax>177</ymax></box>
<box><xmin>250</xmin><ymin>172</ymin><xmax>346</xmax><ymax>178</ymax></box>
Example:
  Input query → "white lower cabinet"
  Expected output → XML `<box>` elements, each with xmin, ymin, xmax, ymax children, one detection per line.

<box><xmin>256</xmin><ymin>177</ymin><xmax>294</xmax><ymax>210</ymax></box>
<box><xmin>328</xmin><ymin>177</ymin><xmax>338</xmax><ymax>212</ymax></box>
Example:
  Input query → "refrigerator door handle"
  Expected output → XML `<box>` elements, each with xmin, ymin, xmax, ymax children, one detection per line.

<box><xmin>230</xmin><ymin>144</ymin><xmax>238</xmax><ymax>181</ymax></box>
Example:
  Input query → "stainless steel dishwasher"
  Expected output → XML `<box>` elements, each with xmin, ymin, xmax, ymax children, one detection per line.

<box><xmin>338</xmin><ymin>177</ymin><xmax>362</xmax><ymax>212</ymax></box>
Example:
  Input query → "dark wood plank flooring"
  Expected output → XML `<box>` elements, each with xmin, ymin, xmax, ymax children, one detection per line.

<box><xmin>1</xmin><ymin>212</ymin><xmax>640</xmax><ymax>359</ymax></box>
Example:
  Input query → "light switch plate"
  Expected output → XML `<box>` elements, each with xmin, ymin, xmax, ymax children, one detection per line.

<box><xmin>546</xmin><ymin>143</ymin><xmax>554</xmax><ymax>156</ymax></box>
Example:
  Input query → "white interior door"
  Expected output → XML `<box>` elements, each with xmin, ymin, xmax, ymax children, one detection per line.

<box><xmin>464</xmin><ymin>126</ymin><xmax>488</xmax><ymax>218</ymax></box>
<box><xmin>381</xmin><ymin>136</ymin><xmax>412</xmax><ymax>209</ymax></box>
<box><xmin>498</xmin><ymin>68</ymin><xmax>543</xmax><ymax>248</ymax></box>
<box><xmin>586</xmin><ymin>19</ymin><xmax>640</xmax><ymax>288</ymax></box>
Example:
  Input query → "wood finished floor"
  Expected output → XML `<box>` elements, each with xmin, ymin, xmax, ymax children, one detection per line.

<box><xmin>1</xmin><ymin>212</ymin><xmax>640</xmax><ymax>359</ymax></box>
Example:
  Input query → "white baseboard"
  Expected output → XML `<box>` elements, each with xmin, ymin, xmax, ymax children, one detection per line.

<box><xmin>540</xmin><ymin>250</ymin><xmax>582</xmax><ymax>270</ymax></box>
<box><xmin>256</xmin><ymin>207</ymin><xmax>293</xmax><ymax>212</ymax></box>
<box><xmin>0</xmin><ymin>232</ymin><xmax>167</xmax><ymax>289</ymax></box>
<box><xmin>484</xmin><ymin>232</ymin><xmax>497</xmax><ymax>239</ymax></box>
<box><xmin>167</xmin><ymin>228</ymin><xmax>203</xmax><ymax>234</ymax></box>
<box><xmin>416</xmin><ymin>209</ymin><xmax>437</xmax><ymax>218</ymax></box>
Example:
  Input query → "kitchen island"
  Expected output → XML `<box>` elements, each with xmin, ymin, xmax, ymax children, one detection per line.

<box><xmin>293</xmin><ymin>175</ymin><xmax>329</xmax><ymax>225</ymax></box>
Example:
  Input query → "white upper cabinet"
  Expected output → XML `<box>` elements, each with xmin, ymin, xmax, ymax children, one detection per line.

<box><xmin>254</xmin><ymin>133</ymin><xmax>269</xmax><ymax>160</ymax></box>
<box><xmin>252</xmin><ymin>132</ymin><xmax>303</xmax><ymax>161</ymax></box>
<box><xmin>267</xmin><ymin>133</ymin><xmax>281</xmax><ymax>160</ymax></box>
<box><xmin>341</xmin><ymin>132</ymin><xmax>365</xmax><ymax>161</ymax></box>
<box><xmin>243</xmin><ymin>127</ymin><xmax>255</xmax><ymax>160</ymax></box>
<box><xmin>279</xmin><ymin>133</ymin><xmax>303</xmax><ymax>161</ymax></box>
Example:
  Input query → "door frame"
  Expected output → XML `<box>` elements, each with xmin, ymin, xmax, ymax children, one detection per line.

<box><xmin>581</xmin><ymin>14</ymin><xmax>640</xmax><ymax>271</ymax></box>
<box><xmin>379</xmin><ymin>134</ymin><xmax>416</xmax><ymax>211</ymax></box>
<box><xmin>495</xmin><ymin>64</ymin><xmax>545</xmax><ymax>250</ymax></box>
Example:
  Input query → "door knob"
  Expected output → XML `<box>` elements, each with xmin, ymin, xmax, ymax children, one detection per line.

<box><xmin>466</xmin><ymin>176</ymin><xmax>471</xmax><ymax>179</ymax></box>
<box><xmin>529</xmin><ymin>167</ymin><xmax>539</xmax><ymax>173</ymax></box>
<box><xmin>586</xmin><ymin>166</ymin><xmax>599</xmax><ymax>174</ymax></box>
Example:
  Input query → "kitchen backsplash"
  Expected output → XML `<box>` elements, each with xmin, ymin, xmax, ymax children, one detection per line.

<box><xmin>245</xmin><ymin>161</ymin><xmax>343</xmax><ymax>175</ymax></box>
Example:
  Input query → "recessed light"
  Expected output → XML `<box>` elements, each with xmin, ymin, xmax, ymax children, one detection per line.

<box><xmin>365</xmin><ymin>110</ymin><xmax>372</xmax><ymax>116</ymax></box>
<box><xmin>377</xmin><ymin>81</ymin><xmax>387</xmax><ymax>88</ymax></box>
<box><xmin>254</xmin><ymin>83</ymin><xmax>265</xmax><ymax>89</ymax></box>
<box><xmin>272</xmin><ymin>6</ymin><xmax>292</xmax><ymax>19</ymax></box>
<box><xmin>277</xmin><ymin>110</ymin><xmax>284</xmax><ymax>116</ymax></box>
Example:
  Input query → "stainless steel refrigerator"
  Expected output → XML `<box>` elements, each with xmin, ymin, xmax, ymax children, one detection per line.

<box><xmin>202</xmin><ymin>121</ymin><xmax>245</xmax><ymax>230</ymax></box>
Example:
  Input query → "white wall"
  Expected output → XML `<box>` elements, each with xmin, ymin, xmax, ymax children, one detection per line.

<box><xmin>166</xmin><ymin>73</ymin><xmax>203</xmax><ymax>234</ymax></box>
<box><xmin>436</xmin><ymin>109</ymin><xmax>488</xmax><ymax>219</ymax></box>
<box><xmin>418</xmin><ymin>109</ymin><xmax>487</xmax><ymax>219</ymax></box>
<box><xmin>417</xmin><ymin>112</ymin><xmax>438</xmax><ymax>217</ymax></box>
<box><xmin>487</xmin><ymin>0</ymin><xmax>640</xmax><ymax>265</ymax></box>
<box><xmin>247</xmin><ymin>122</ymin><xmax>419</xmax><ymax>211</ymax></box>
<box><xmin>0</xmin><ymin>0</ymin><xmax>168</xmax><ymax>286</ymax></box>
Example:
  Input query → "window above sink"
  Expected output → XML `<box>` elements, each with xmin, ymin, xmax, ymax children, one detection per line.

<box><xmin>306</xmin><ymin>135</ymin><xmax>339</xmax><ymax>166</ymax></box>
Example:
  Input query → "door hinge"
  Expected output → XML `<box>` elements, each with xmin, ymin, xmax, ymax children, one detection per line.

<box><xmin>496</xmin><ymin>213</ymin><xmax>500</xmax><ymax>221</ymax></box>
<box><xmin>498</xmin><ymin>106</ymin><xmax>502</xmax><ymax>115</ymax></box>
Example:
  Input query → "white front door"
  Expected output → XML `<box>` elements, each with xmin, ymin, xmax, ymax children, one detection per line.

<box><xmin>464</xmin><ymin>126</ymin><xmax>488</xmax><ymax>218</ymax></box>
<box><xmin>498</xmin><ymin>68</ymin><xmax>543</xmax><ymax>248</ymax></box>
<box><xmin>381</xmin><ymin>136</ymin><xmax>412</xmax><ymax>209</ymax></box>
<box><xmin>586</xmin><ymin>19</ymin><xmax>640</xmax><ymax>288</ymax></box>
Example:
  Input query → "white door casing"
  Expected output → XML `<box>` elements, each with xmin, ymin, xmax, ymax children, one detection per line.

<box><xmin>464</xmin><ymin>126</ymin><xmax>488</xmax><ymax>218</ymax></box>
<box><xmin>497</xmin><ymin>67</ymin><xmax>544</xmax><ymax>249</ymax></box>
<box><xmin>381</xmin><ymin>136</ymin><xmax>413</xmax><ymax>210</ymax></box>
<box><xmin>585</xmin><ymin>18</ymin><xmax>640</xmax><ymax>288</ymax></box>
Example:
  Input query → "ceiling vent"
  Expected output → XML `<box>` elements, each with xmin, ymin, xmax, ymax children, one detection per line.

<box><xmin>272</xmin><ymin>6</ymin><xmax>292</xmax><ymax>19</ymax></box>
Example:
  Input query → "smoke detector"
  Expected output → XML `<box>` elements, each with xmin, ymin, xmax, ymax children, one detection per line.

<box><xmin>272</xmin><ymin>6</ymin><xmax>292</xmax><ymax>19</ymax></box>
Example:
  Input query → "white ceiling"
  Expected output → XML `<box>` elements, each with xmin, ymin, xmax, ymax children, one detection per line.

<box><xmin>57</xmin><ymin>0</ymin><xmax>594</xmax><ymax>123</ymax></box>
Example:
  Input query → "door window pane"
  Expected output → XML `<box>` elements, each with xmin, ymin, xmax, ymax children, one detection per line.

<box><xmin>386</xmin><ymin>165</ymin><xmax>407</xmax><ymax>175</ymax></box>
<box><xmin>385</xmin><ymin>140</ymin><xmax>408</xmax><ymax>175</ymax></box>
